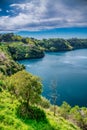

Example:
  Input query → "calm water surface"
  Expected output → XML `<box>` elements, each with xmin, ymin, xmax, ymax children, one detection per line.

<box><xmin>19</xmin><ymin>49</ymin><xmax>87</xmax><ymax>107</ymax></box>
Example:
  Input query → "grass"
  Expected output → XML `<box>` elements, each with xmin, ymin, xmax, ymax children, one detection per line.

<box><xmin>0</xmin><ymin>90</ymin><xmax>80</xmax><ymax>130</ymax></box>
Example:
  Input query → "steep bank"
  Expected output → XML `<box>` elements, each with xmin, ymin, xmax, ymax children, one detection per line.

<box><xmin>0</xmin><ymin>45</ymin><xmax>24</xmax><ymax>75</ymax></box>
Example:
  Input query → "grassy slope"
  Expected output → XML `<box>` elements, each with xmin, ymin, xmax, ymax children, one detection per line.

<box><xmin>0</xmin><ymin>90</ymin><xmax>80</xmax><ymax>130</ymax></box>
<box><xmin>0</xmin><ymin>40</ymin><xmax>81</xmax><ymax>130</ymax></box>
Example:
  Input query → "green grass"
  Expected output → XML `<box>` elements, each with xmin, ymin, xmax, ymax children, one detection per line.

<box><xmin>45</xmin><ymin>111</ymin><xmax>80</xmax><ymax>130</ymax></box>
<box><xmin>0</xmin><ymin>90</ymin><xmax>80</xmax><ymax>130</ymax></box>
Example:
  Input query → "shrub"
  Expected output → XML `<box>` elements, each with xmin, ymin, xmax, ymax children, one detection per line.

<box><xmin>38</xmin><ymin>97</ymin><xmax>51</xmax><ymax>108</ymax></box>
<box><xmin>17</xmin><ymin>103</ymin><xmax>47</xmax><ymax>122</ymax></box>
<box><xmin>59</xmin><ymin>102</ymin><xmax>71</xmax><ymax>119</ymax></box>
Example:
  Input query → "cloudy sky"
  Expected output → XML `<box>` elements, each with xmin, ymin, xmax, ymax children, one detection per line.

<box><xmin>0</xmin><ymin>0</ymin><xmax>87</xmax><ymax>38</ymax></box>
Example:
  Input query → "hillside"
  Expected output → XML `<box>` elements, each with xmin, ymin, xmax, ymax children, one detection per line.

<box><xmin>0</xmin><ymin>69</ymin><xmax>87</xmax><ymax>130</ymax></box>
<box><xmin>0</xmin><ymin>44</ymin><xmax>24</xmax><ymax>75</ymax></box>
<box><xmin>0</xmin><ymin>33</ymin><xmax>87</xmax><ymax>130</ymax></box>
<box><xmin>0</xmin><ymin>90</ymin><xmax>80</xmax><ymax>130</ymax></box>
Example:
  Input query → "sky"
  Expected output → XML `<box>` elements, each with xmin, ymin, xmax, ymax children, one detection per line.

<box><xmin>0</xmin><ymin>0</ymin><xmax>87</xmax><ymax>39</ymax></box>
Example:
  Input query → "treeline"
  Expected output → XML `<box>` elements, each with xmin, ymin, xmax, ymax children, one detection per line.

<box><xmin>0</xmin><ymin>33</ymin><xmax>87</xmax><ymax>52</ymax></box>
<box><xmin>0</xmin><ymin>33</ymin><xmax>34</xmax><ymax>43</ymax></box>
<box><xmin>68</xmin><ymin>38</ymin><xmax>87</xmax><ymax>49</ymax></box>
<box><xmin>38</xmin><ymin>38</ymin><xmax>87</xmax><ymax>51</ymax></box>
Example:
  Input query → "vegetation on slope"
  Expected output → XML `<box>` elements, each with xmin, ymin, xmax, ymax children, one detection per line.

<box><xmin>0</xmin><ymin>33</ymin><xmax>87</xmax><ymax>130</ymax></box>
<box><xmin>0</xmin><ymin>33</ymin><xmax>45</xmax><ymax>60</ymax></box>
<box><xmin>8</xmin><ymin>42</ymin><xmax>45</xmax><ymax>60</ymax></box>
<box><xmin>0</xmin><ymin>89</ymin><xmax>80</xmax><ymax>130</ymax></box>
<box><xmin>0</xmin><ymin>33</ymin><xmax>87</xmax><ymax>63</ymax></box>
<box><xmin>0</xmin><ymin>71</ymin><xmax>85</xmax><ymax>130</ymax></box>
<box><xmin>38</xmin><ymin>38</ymin><xmax>73</xmax><ymax>51</ymax></box>
<box><xmin>0</xmin><ymin>44</ymin><xmax>24</xmax><ymax>75</ymax></box>
<box><xmin>0</xmin><ymin>33</ymin><xmax>87</xmax><ymax>57</ymax></box>
<box><xmin>68</xmin><ymin>38</ymin><xmax>87</xmax><ymax>49</ymax></box>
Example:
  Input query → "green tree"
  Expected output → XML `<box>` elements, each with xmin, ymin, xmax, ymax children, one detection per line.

<box><xmin>7</xmin><ymin>70</ymin><xmax>42</xmax><ymax>110</ymax></box>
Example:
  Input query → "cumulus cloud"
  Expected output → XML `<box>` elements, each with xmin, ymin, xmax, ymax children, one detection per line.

<box><xmin>0</xmin><ymin>0</ymin><xmax>87</xmax><ymax>31</ymax></box>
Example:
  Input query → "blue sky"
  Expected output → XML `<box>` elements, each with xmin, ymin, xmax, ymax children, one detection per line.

<box><xmin>0</xmin><ymin>0</ymin><xmax>87</xmax><ymax>39</ymax></box>
<box><xmin>17</xmin><ymin>27</ymin><xmax>87</xmax><ymax>39</ymax></box>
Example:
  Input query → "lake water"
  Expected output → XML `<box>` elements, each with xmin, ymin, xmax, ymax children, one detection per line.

<box><xmin>18</xmin><ymin>49</ymin><xmax>87</xmax><ymax>107</ymax></box>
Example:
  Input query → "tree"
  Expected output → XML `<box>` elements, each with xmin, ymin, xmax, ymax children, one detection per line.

<box><xmin>2</xmin><ymin>33</ymin><xmax>14</xmax><ymax>42</ymax></box>
<box><xmin>7</xmin><ymin>70</ymin><xmax>42</xmax><ymax>110</ymax></box>
<box><xmin>50</xmin><ymin>80</ymin><xmax>58</xmax><ymax>116</ymax></box>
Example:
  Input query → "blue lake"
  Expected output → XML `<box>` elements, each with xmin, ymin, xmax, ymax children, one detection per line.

<box><xmin>18</xmin><ymin>49</ymin><xmax>87</xmax><ymax>107</ymax></box>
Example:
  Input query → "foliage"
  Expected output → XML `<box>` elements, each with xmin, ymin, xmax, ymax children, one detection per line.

<box><xmin>8</xmin><ymin>43</ymin><xmax>45</xmax><ymax>60</ymax></box>
<box><xmin>0</xmin><ymin>45</ymin><xmax>24</xmax><ymax>75</ymax></box>
<box><xmin>70</xmin><ymin>106</ymin><xmax>87</xmax><ymax>130</ymax></box>
<box><xmin>0</xmin><ymin>33</ymin><xmax>87</xmax><ymax>63</ymax></box>
<box><xmin>0</xmin><ymin>33</ymin><xmax>87</xmax><ymax>130</ymax></box>
<box><xmin>38</xmin><ymin>38</ymin><xmax>87</xmax><ymax>51</ymax></box>
<box><xmin>0</xmin><ymin>33</ymin><xmax>22</xmax><ymax>42</ymax></box>
<box><xmin>0</xmin><ymin>90</ymin><xmax>29</xmax><ymax>130</ymax></box>
<box><xmin>0</xmin><ymin>90</ymin><xmax>79</xmax><ymax>130</ymax></box>
<box><xmin>58</xmin><ymin>101</ymin><xmax>71</xmax><ymax>119</ymax></box>
<box><xmin>46</xmin><ymin>111</ymin><xmax>80</xmax><ymax>130</ymax></box>
<box><xmin>68</xmin><ymin>38</ymin><xmax>87</xmax><ymax>49</ymax></box>
<box><xmin>38</xmin><ymin>96</ymin><xmax>51</xmax><ymax>108</ymax></box>
<box><xmin>0</xmin><ymin>73</ymin><xmax>6</xmax><ymax>90</ymax></box>
<box><xmin>57</xmin><ymin>102</ymin><xmax>87</xmax><ymax>130</ymax></box>
<box><xmin>7</xmin><ymin>70</ymin><xmax>42</xmax><ymax>109</ymax></box>
<box><xmin>18</xmin><ymin>104</ymin><xmax>47</xmax><ymax>122</ymax></box>
<box><xmin>38</xmin><ymin>38</ymin><xmax>73</xmax><ymax>51</ymax></box>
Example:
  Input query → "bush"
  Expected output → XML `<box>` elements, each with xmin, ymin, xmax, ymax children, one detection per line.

<box><xmin>59</xmin><ymin>102</ymin><xmax>71</xmax><ymax>119</ymax></box>
<box><xmin>17</xmin><ymin>103</ymin><xmax>47</xmax><ymax>122</ymax></box>
<box><xmin>28</xmin><ymin>106</ymin><xmax>47</xmax><ymax>122</ymax></box>
<box><xmin>38</xmin><ymin>97</ymin><xmax>51</xmax><ymax>108</ymax></box>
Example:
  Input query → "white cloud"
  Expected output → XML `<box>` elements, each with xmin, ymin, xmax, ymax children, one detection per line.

<box><xmin>0</xmin><ymin>0</ymin><xmax>87</xmax><ymax>31</ymax></box>
<box><xmin>10</xmin><ymin>0</ymin><xmax>47</xmax><ymax>19</ymax></box>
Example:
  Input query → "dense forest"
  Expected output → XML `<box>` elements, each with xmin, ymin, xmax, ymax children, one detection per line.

<box><xmin>0</xmin><ymin>33</ymin><xmax>87</xmax><ymax>130</ymax></box>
